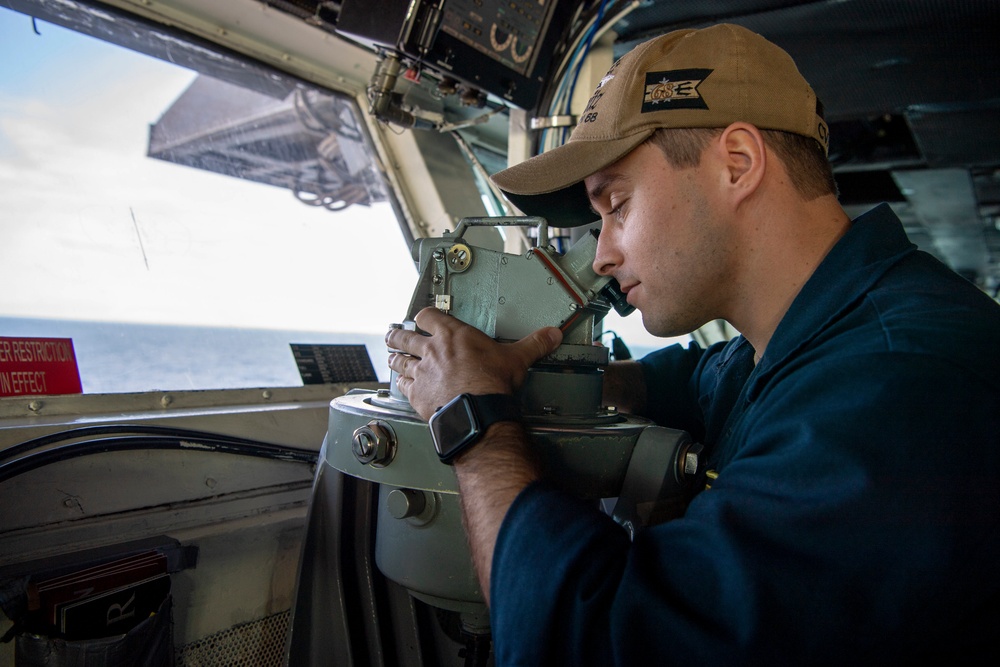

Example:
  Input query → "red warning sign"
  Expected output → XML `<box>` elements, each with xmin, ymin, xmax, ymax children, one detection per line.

<box><xmin>0</xmin><ymin>337</ymin><xmax>83</xmax><ymax>397</ymax></box>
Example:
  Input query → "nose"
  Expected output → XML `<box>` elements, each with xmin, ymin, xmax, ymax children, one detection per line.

<box><xmin>592</xmin><ymin>226</ymin><xmax>620</xmax><ymax>277</ymax></box>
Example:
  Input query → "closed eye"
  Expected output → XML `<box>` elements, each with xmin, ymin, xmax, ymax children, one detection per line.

<box><xmin>608</xmin><ymin>198</ymin><xmax>628</xmax><ymax>223</ymax></box>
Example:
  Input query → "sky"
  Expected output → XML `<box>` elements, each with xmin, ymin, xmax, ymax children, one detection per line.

<box><xmin>0</xmin><ymin>7</ymin><xmax>417</xmax><ymax>335</ymax></box>
<box><xmin>0</xmin><ymin>6</ymin><xmax>675</xmax><ymax>353</ymax></box>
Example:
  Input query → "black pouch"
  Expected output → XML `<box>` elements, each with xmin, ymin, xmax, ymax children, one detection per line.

<box><xmin>14</xmin><ymin>594</ymin><xmax>173</xmax><ymax>667</ymax></box>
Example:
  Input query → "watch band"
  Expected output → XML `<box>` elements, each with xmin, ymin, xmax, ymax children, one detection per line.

<box><xmin>471</xmin><ymin>393</ymin><xmax>522</xmax><ymax>427</ymax></box>
<box><xmin>429</xmin><ymin>393</ymin><xmax>522</xmax><ymax>464</ymax></box>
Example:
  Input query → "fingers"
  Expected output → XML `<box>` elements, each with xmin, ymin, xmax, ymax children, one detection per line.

<box><xmin>512</xmin><ymin>326</ymin><xmax>563</xmax><ymax>367</ymax></box>
<box><xmin>387</xmin><ymin>352</ymin><xmax>418</xmax><ymax>378</ymax></box>
<box><xmin>394</xmin><ymin>372</ymin><xmax>414</xmax><ymax>396</ymax></box>
<box><xmin>385</xmin><ymin>326</ymin><xmax>427</xmax><ymax>358</ymax></box>
<box><xmin>384</xmin><ymin>310</ymin><xmax>563</xmax><ymax>419</ymax></box>
<box><xmin>385</xmin><ymin>307</ymin><xmax>457</xmax><ymax>355</ymax></box>
<box><xmin>387</xmin><ymin>311</ymin><xmax>561</xmax><ymax>373</ymax></box>
<box><xmin>412</xmin><ymin>306</ymin><xmax>450</xmax><ymax>329</ymax></box>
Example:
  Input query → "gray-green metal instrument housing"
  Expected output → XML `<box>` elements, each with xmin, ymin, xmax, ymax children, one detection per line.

<box><xmin>323</xmin><ymin>216</ymin><xmax>697</xmax><ymax>620</ymax></box>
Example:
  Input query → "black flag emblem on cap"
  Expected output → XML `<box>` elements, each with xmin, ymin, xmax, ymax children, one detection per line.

<box><xmin>641</xmin><ymin>69</ymin><xmax>712</xmax><ymax>113</ymax></box>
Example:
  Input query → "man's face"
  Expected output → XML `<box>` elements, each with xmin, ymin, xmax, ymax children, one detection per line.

<box><xmin>587</xmin><ymin>141</ymin><xmax>735</xmax><ymax>337</ymax></box>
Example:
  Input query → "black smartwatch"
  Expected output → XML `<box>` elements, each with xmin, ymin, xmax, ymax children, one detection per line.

<box><xmin>428</xmin><ymin>393</ymin><xmax>522</xmax><ymax>465</ymax></box>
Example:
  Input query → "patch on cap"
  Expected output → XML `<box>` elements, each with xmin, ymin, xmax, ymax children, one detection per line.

<box><xmin>641</xmin><ymin>69</ymin><xmax>712</xmax><ymax>113</ymax></box>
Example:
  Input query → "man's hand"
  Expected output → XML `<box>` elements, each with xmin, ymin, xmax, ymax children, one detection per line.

<box><xmin>386</xmin><ymin>307</ymin><xmax>562</xmax><ymax>604</ymax></box>
<box><xmin>386</xmin><ymin>307</ymin><xmax>563</xmax><ymax>420</ymax></box>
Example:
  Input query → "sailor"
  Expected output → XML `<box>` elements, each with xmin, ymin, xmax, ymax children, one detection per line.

<box><xmin>386</xmin><ymin>23</ymin><xmax>1000</xmax><ymax>665</ymax></box>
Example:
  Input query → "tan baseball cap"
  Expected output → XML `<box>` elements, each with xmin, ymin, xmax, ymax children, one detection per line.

<box><xmin>491</xmin><ymin>23</ymin><xmax>829</xmax><ymax>228</ymax></box>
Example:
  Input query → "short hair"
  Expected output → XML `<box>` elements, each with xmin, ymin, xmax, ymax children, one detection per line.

<box><xmin>647</xmin><ymin>127</ymin><xmax>838</xmax><ymax>200</ymax></box>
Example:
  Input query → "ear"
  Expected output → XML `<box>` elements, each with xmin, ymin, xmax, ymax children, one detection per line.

<box><xmin>715</xmin><ymin>122</ymin><xmax>766</xmax><ymax>206</ymax></box>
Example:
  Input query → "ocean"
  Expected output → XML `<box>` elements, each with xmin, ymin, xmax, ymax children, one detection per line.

<box><xmin>0</xmin><ymin>316</ymin><xmax>391</xmax><ymax>394</ymax></box>
<box><xmin>1</xmin><ymin>316</ymin><xmax>663</xmax><ymax>396</ymax></box>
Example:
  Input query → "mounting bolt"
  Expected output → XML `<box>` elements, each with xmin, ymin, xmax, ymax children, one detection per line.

<box><xmin>352</xmin><ymin>420</ymin><xmax>397</xmax><ymax>468</ymax></box>
<box><xmin>680</xmin><ymin>442</ymin><xmax>704</xmax><ymax>479</ymax></box>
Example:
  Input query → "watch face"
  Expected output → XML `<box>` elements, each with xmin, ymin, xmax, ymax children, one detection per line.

<box><xmin>430</xmin><ymin>394</ymin><xmax>479</xmax><ymax>462</ymax></box>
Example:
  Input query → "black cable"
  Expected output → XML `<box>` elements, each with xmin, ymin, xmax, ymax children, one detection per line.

<box><xmin>0</xmin><ymin>426</ymin><xmax>318</xmax><ymax>483</ymax></box>
<box><xmin>611</xmin><ymin>335</ymin><xmax>633</xmax><ymax>361</ymax></box>
<box><xmin>1</xmin><ymin>424</ymin><xmax>308</xmax><ymax>464</ymax></box>
<box><xmin>599</xmin><ymin>330</ymin><xmax>633</xmax><ymax>361</ymax></box>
